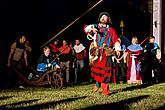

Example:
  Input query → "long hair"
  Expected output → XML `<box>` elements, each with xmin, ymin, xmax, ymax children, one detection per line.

<box><xmin>15</xmin><ymin>35</ymin><xmax>26</xmax><ymax>49</ymax></box>
<box><xmin>98</xmin><ymin>11</ymin><xmax>112</xmax><ymax>24</ymax></box>
<box><xmin>132</xmin><ymin>36</ymin><xmax>138</xmax><ymax>44</ymax></box>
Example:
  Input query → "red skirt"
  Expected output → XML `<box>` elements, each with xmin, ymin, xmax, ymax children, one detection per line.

<box><xmin>91</xmin><ymin>51</ymin><xmax>114</xmax><ymax>83</ymax></box>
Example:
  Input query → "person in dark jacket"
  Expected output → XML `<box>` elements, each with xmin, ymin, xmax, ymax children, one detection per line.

<box><xmin>34</xmin><ymin>46</ymin><xmax>60</xmax><ymax>79</ymax></box>
<box><xmin>142</xmin><ymin>35</ymin><xmax>161</xmax><ymax>84</ymax></box>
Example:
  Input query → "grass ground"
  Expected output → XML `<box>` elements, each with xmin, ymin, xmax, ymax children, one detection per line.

<box><xmin>0</xmin><ymin>82</ymin><xmax>165</xmax><ymax>110</ymax></box>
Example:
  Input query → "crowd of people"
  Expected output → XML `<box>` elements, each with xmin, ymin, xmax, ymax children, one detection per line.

<box><xmin>84</xmin><ymin>11</ymin><xmax>162</xmax><ymax>95</ymax></box>
<box><xmin>4</xmin><ymin>12</ymin><xmax>163</xmax><ymax>95</ymax></box>
<box><xmin>6</xmin><ymin>35</ymin><xmax>88</xmax><ymax>88</ymax></box>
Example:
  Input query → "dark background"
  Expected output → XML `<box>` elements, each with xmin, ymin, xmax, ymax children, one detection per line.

<box><xmin>0</xmin><ymin>0</ymin><xmax>151</xmax><ymax>68</ymax></box>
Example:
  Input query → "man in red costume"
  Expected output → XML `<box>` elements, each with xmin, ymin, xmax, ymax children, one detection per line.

<box><xmin>84</xmin><ymin>12</ymin><xmax>119</xmax><ymax>95</ymax></box>
<box><xmin>59</xmin><ymin>40</ymin><xmax>72</xmax><ymax>84</ymax></box>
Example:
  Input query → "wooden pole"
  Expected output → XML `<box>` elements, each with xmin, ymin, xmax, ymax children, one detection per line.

<box><xmin>40</xmin><ymin>0</ymin><xmax>103</xmax><ymax>48</ymax></box>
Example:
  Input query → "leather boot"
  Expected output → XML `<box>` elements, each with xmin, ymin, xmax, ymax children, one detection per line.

<box><xmin>101</xmin><ymin>83</ymin><xmax>110</xmax><ymax>95</ymax></box>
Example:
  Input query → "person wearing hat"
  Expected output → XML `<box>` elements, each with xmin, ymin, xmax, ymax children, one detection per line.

<box><xmin>84</xmin><ymin>12</ymin><xmax>120</xmax><ymax>95</ymax></box>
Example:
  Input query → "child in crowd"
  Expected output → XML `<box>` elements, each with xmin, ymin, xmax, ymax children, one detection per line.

<box><xmin>113</xmin><ymin>38</ymin><xmax>127</xmax><ymax>84</ymax></box>
<box><xmin>28</xmin><ymin>46</ymin><xmax>60</xmax><ymax>80</ymax></box>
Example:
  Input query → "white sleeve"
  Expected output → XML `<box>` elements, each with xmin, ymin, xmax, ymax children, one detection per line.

<box><xmin>84</xmin><ymin>25</ymin><xmax>95</xmax><ymax>33</ymax></box>
<box><xmin>114</xmin><ymin>41</ymin><xmax>121</xmax><ymax>51</ymax></box>
<box><xmin>156</xmin><ymin>49</ymin><xmax>161</xmax><ymax>60</ymax></box>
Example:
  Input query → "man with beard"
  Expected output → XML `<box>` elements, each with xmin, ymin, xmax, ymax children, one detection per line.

<box><xmin>84</xmin><ymin>12</ymin><xmax>119</xmax><ymax>95</ymax></box>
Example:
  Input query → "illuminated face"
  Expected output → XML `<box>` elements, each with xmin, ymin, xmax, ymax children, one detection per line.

<box><xmin>54</xmin><ymin>41</ymin><xmax>58</xmax><ymax>45</ymax></box>
<box><xmin>44</xmin><ymin>48</ymin><xmax>50</xmax><ymax>57</ymax></box>
<box><xmin>149</xmin><ymin>38</ymin><xmax>155</xmax><ymax>43</ymax></box>
<box><xmin>19</xmin><ymin>36</ymin><xmax>26</xmax><ymax>44</ymax></box>
<box><xmin>75</xmin><ymin>39</ymin><xmax>80</xmax><ymax>45</ymax></box>
<box><xmin>63</xmin><ymin>40</ymin><xmax>67</xmax><ymax>46</ymax></box>
<box><xmin>132</xmin><ymin>38</ymin><xmax>137</xmax><ymax>44</ymax></box>
<box><xmin>100</xmin><ymin>15</ymin><xmax>109</xmax><ymax>24</ymax></box>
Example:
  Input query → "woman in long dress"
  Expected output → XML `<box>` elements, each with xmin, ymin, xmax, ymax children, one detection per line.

<box><xmin>126</xmin><ymin>36</ymin><xmax>143</xmax><ymax>84</ymax></box>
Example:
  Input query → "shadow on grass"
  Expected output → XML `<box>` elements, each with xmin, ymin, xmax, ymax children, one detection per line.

<box><xmin>0</xmin><ymin>96</ymin><xmax>13</xmax><ymax>101</ymax></box>
<box><xmin>96</xmin><ymin>83</ymin><xmax>153</xmax><ymax>95</ymax></box>
<box><xmin>81</xmin><ymin>95</ymin><xmax>149</xmax><ymax>110</ymax></box>
<box><xmin>115</xmin><ymin>79</ymin><xmax>165</xmax><ymax>93</ymax></box>
<box><xmin>98</xmin><ymin>83</ymin><xmax>156</xmax><ymax>96</ymax></box>
<box><xmin>111</xmin><ymin>83</ymin><xmax>157</xmax><ymax>95</ymax></box>
<box><xmin>0</xmin><ymin>96</ymin><xmax>87</xmax><ymax>110</ymax></box>
<box><xmin>0</xmin><ymin>99</ymin><xmax>40</xmax><ymax>110</ymax></box>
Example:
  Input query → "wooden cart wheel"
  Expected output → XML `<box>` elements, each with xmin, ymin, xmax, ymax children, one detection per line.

<box><xmin>49</xmin><ymin>71</ymin><xmax>63</xmax><ymax>88</ymax></box>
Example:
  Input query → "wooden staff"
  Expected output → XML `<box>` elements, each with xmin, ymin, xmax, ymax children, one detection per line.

<box><xmin>140</xmin><ymin>37</ymin><xmax>149</xmax><ymax>45</ymax></box>
<box><xmin>40</xmin><ymin>0</ymin><xmax>103</xmax><ymax>48</ymax></box>
<box><xmin>50</xmin><ymin>45</ymin><xmax>69</xmax><ymax>64</ymax></box>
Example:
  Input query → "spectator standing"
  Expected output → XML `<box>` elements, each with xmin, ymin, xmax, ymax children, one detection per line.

<box><xmin>142</xmin><ymin>35</ymin><xmax>161</xmax><ymax>84</ymax></box>
<box><xmin>59</xmin><ymin>40</ymin><xmax>72</xmax><ymax>84</ymax></box>
<box><xmin>7</xmin><ymin>34</ymin><xmax>28</xmax><ymax>88</ymax></box>
<box><xmin>73</xmin><ymin>39</ymin><xmax>87</xmax><ymax>83</ymax></box>
<box><xmin>126</xmin><ymin>36</ymin><xmax>143</xmax><ymax>84</ymax></box>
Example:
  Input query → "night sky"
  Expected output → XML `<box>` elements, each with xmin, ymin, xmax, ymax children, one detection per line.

<box><xmin>0</xmin><ymin>0</ymin><xmax>151</xmax><ymax>65</ymax></box>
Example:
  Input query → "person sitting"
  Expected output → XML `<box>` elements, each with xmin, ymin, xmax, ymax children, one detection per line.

<box><xmin>28</xmin><ymin>46</ymin><xmax>60</xmax><ymax>80</ymax></box>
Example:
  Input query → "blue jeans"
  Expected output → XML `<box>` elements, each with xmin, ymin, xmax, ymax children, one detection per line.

<box><xmin>74</xmin><ymin>59</ymin><xmax>84</xmax><ymax>83</ymax></box>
